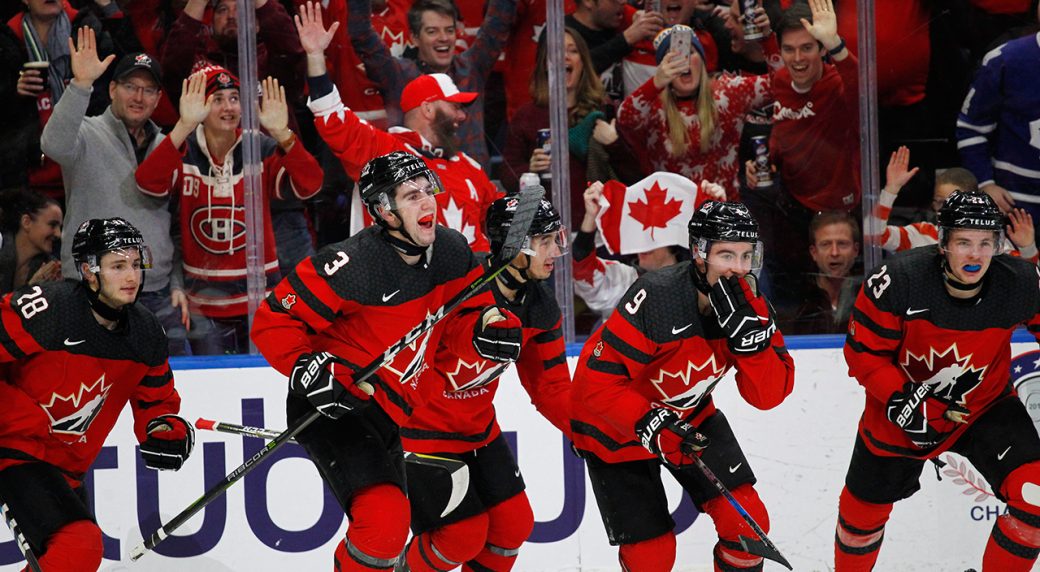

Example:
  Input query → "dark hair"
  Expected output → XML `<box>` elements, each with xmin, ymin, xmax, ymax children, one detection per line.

<box><xmin>935</xmin><ymin>167</ymin><xmax>979</xmax><ymax>194</ymax></box>
<box><xmin>0</xmin><ymin>189</ymin><xmax>59</xmax><ymax>236</ymax></box>
<box><xmin>407</xmin><ymin>0</ymin><xmax>459</xmax><ymax>36</ymax></box>
<box><xmin>810</xmin><ymin>210</ymin><xmax>861</xmax><ymax>244</ymax></box>
<box><xmin>776</xmin><ymin>3</ymin><xmax>819</xmax><ymax>47</ymax></box>
<box><xmin>530</xmin><ymin>28</ymin><xmax>605</xmax><ymax>124</ymax></box>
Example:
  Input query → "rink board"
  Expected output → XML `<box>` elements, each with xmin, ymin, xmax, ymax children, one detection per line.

<box><xmin>2</xmin><ymin>342</ymin><xmax>1040</xmax><ymax>572</ymax></box>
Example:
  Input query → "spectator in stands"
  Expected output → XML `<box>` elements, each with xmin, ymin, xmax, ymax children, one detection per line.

<box><xmin>136</xmin><ymin>69</ymin><xmax>322</xmax><ymax>354</ymax></box>
<box><xmin>346</xmin><ymin>0</ymin><xmax>517</xmax><ymax>169</ymax></box>
<box><xmin>0</xmin><ymin>188</ymin><xmax>62</xmax><ymax>294</ymax></box>
<box><xmin>501</xmin><ymin>28</ymin><xmax>640</xmax><ymax>226</ymax></box>
<box><xmin>161</xmin><ymin>0</ymin><xmax>304</xmax><ymax>106</ymax></box>
<box><xmin>7</xmin><ymin>0</ymin><xmax>136</xmax><ymax>200</ymax></box>
<box><xmin>781</xmin><ymin>211</ymin><xmax>862</xmax><ymax>334</ymax></box>
<box><xmin>298</xmin><ymin>2</ymin><xmax>501</xmax><ymax>252</ymax></box>
<box><xmin>865</xmin><ymin>146</ymin><xmax>1038</xmax><ymax>262</ymax></box>
<box><xmin>618</xmin><ymin>24</ymin><xmax>771</xmax><ymax>201</ymax></box>
<box><xmin>956</xmin><ymin>16</ymin><xmax>1040</xmax><ymax>235</ymax></box>
<box><xmin>40</xmin><ymin>29</ymin><xmax>189</xmax><ymax>356</ymax></box>
<box><xmin>716</xmin><ymin>0</ymin><xmax>780</xmax><ymax>74</ymax></box>
<box><xmin>565</xmin><ymin>0</ymin><xmax>664</xmax><ymax>100</ymax></box>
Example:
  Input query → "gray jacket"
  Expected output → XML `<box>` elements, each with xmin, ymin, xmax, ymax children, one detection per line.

<box><xmin>40</xmin><ymin>83</ymin><xmax>181</xmax><ymax>293</ymax></box>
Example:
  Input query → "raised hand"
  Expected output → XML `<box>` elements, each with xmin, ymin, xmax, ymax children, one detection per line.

<box><xmin>179</xmin><ymin>72</ymin><xmax>212</xmax><ymax>127</ymax></box>
<box><xmin>259</xmin><ymin>76</ymin><xmax>291</xmax><ymax>144</ymax></box>
<box><xmin>592</xmin><ymin>118</ymin><xmax>619</xmax><ymax>146</ymax></box>
<box><xmin>982</xmin><ymin>183</ymin><xmax>1015</xmax><ymax>213</ymax></box>
<box><xmin>69</xmin><ymin>27</ymin><xmax>115</xmax><ymax>89</ymax></box>
<box><xmin>581</xmin><ymin>181</ymin><xmax>605</xmax><ymax>233</ymax></box>
<box><xmin>800</xmin><ymin>0</ymin><xmax>841</xmax><ymax>51</ymax></box>
<box><xmin>1006</xmin><ymin>208</ymin><xmax>1035</xmax><ymax>251</ymax></box>
<box><xmin>653</xmin><ymin>51</ymin><xmax>689</xmax><ymax>89</ymax></box>
<box><xmin>295</xmin><ymin>1</ymin><xmax>339</xmax><ymax>56</ymax></box>
<box><xmin>883</xmin><ymin>146</ymin><xmax>919</xmax><ymax>194</ymax></box>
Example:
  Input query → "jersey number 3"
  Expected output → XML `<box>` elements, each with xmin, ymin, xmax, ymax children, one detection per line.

<box><xmin>16</xmin><ymin>286</ymin><xmax>49</xmax><ymax>319</ymax></box>
<box><xmin>324</xmin><ymin>251</ymin><xmax>350</xmax><ymax>276</ymax></box>
<box><xmin>867</xmin><ymin>265</ymin><xmax>891</xmax><ymax>299</ymax></box>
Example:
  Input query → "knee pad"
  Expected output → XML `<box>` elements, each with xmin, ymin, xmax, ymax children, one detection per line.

<box><xmin>701</xmin><ymin>485</ymin><xmax>769</xmax><ymax>570</ymax></box>
<box><xmin>340</xmin><ymin>484</ymin><xmax>410</xmax><ymax>571</ymax></box>
<box><xmin>618</xmin><ymin>532</ymin><xmax>676</xmax><ymax>572</ymax></box>
<box><xmin>37</xmin><ymin>520</ymin><xmax>102</xmax><ymax>572</ymax></box>
<box><xmin>409</xmin><ymin>513</ymin><xmax>490</xmax><ymax>572</ymax></box>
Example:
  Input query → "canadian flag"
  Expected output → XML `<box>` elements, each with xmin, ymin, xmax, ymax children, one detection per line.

<box><xmin>596</xmin><ymin>172</ymin><xmax>711</xmax><ymax>255</ymax></box>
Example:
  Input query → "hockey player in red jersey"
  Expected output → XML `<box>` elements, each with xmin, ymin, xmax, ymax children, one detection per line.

<box><xmin>0</xmin><ymin>218</ymin><xmax>192</xmax><ymax>572</ymax></box>
<box><xmin>836</xmin><ymin>190</ymin><xmax>1040</xmax><ymax>571</ymax></box>
<box><xmin>571</xmin><ymin>200</ymin><xmax>795</xmax><ymax>571</ymax></box>
<box><xmin>399</xmin><ymin>197</ymin><xmax>573</xmax><ymax>571</ymax></box>
<box><xmin>250</xmin><ymin>151</ymin><xmax>523</xmax><ymax>572</ymax></box>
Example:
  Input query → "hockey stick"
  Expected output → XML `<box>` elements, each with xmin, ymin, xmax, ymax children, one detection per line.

<box><xmin>130</xmin><ymin>185</ymin><xmax>545</xmax><ymax>561</ymax></box>
<box><xmin>196</xmin><ymin>418</ymin><xmax>470</xmax><ymax>518</ymax></box>
<box><xmin>1</xmin><ymin>500</ymin><xmax>43</xmax><ymax>572</ymax></box>
<box><xmin>691</xmin><ymin>456</ymin><xmax>792</xmax><ymax>570</ymax></box>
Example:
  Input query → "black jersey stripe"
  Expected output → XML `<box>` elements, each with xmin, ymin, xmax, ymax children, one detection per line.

<box><xmin>137</xmin><ymin>399</ymin><xmax>165</xmax><ymax>410</ymax></box>
<box><xmin>851</xmin><ymin>308</ymin><xmax>902</xmax><ymax>340</ymax></box>
<box><xmin>533</xmin><ymin>328</ymin><xmax>562</xmax><ymax>343</ymax></box>
<box><xmin>370</xmin><ymin>376</ymin><xmax>414</xmax><ymax>417</ymax></box>
<box><xmin>845</xmin><ymin>336</ymin><xmax>893</xmax><ymax>358</ymax></box>
<box><xmin>263</xmin><ymin>293</ymin><xmax>290</xmax><ymax>314</ymax></box>
<box><xmin>602</xmin><ymin>328</ymin><xmax>653</xmax><ymax>364</ymax></box>
<box><xmin>586</xmin><ymin>355</ymin><xmax>629</xmax><ymax>376</ymax></box>
<box><xmin>542</xmin><ymin>353</ymin><xmax>566</xmax><ymax>371</ymax></box>
<box><xmin>1029</xmin><ymin>324</ymin><xmax>1040</xmax><ymax>333</ymax></box>
<box><xmin>570</xmin><ymin>420</ymin><xmax>640</xmax><ymax>451</ymax></box>
<box><xmin>0</xmin><ymin>319</ymin><xmax>26</xmax><ymax>360</ymax></box>
<box><xmin>288</xmin><ymin>273</ymin><xmax>337</xmax><ymax>324</ymax></box>
<box><xmin>400</xmin><ymin>418</ymin><xmax>496</xmax><ymax>443</ymax></box>
<box><xmin>140</xmin><ymin>371</ymin><xmax>173</xmax><ymax>389</ymax></box>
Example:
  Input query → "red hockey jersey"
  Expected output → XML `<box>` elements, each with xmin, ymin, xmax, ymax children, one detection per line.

<box><xmin>308</xmin><ymin>85</ymin><xmax>501</xmax><ymax>252</ymax></box>
<box><xmin>845</xmin><ymin>247</ymin><xmax>1040</xmax><ymax>458</ymax></box>
<box><xmin>0</xmin><ymin>281</ymin><xmax>179</xmax><ymax>484</ymax></box>
<box><xmin>135</xmin><ymin>128</ymin><xmax>322</xmax><ymax>318</ymax></box>
<box><xmin>251</xmin><ymin>226</ymin><xmax>491</xmax><ymax>425</ymax></box>
<box><xmin>401</xmin><ymin>275</ymin><xmax>572</xmax><ymax>454</ymax></box>
<box><xmin>571</xmin><ymin>262</ymin><xmax>794</xmax><ymax>463</ymax></box>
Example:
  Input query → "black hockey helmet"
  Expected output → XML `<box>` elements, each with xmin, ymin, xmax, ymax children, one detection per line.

<box><xmin>72</xmin><ymin>217</ymin><xmax>151</xmax><ymax>272</ymax></box>
<box><xmin>937</xmin><ymin>190</ymin><xmax>1004</xmax><ymax>245</ymax></box>
<box><xmin>485</xmin><ymin>196</ymin><xmax>566</xmax><ymax>256</ymax></box>
<box><xmin>687</xmin><ymin>200</ymin><xmax>761</xmax><ymax>293</ymax></box>
<box><xmin>358</xmin><ymin>151</ymin><xmax>442</xmax><ymax>227</ymax></box>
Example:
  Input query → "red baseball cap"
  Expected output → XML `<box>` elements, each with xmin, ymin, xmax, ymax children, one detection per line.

<box><xmin>400</xmin><ymin>74</ymin><xmax>477</xmax><ymax>113</ymax></box>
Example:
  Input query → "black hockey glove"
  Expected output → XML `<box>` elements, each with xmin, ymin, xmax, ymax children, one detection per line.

<box><xmin>635</xmin><ymin>408</ymin><xmax>710</xmax><ymax>470</ymax></box>
<box><xmin>886</xmin><ymin>382</ymin><xmax>966</xmax><ymax>448</ymax></box>
<box><xmin>473</xmin><ymin>307</ymin><xmax>523</xmax><ymax>363</ymax></box>
<box><xmin>709</xmin><ymin>275</ymin><xmax>776</xmax><ymax>355</ymax></box>
<box><xmin>141</xmin><ymin>414</ymin><xmax>195</xmax><ymax>471</ymax></box>
<box><xmin>289</xmin><ymin>352</ymin><xmax>371</xmax><ymax>419</ymax></box>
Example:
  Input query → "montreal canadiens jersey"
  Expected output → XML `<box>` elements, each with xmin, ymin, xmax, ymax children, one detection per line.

<box><xmin>401</xmin><ymin>271</ymin><xmax>572</xmax><ymax>454</ymax></box>
<box><xmin>251</xmin><ymin>225</ymin><xmax>489</xmax><ymax>425</ymax></box>
<box><xmin>845</xmin><ymin>247</ymin><xmax>1040</xmax><ymax>458</ymax></box>
<box><xmin>0</xmin><ymin>281</ymin><xmax>178</xmax><ymax>483</ymax></box>
<box><xmin>571</xmin><ymin>262</ymin><xmax>795</xmax><ymax>463</ymax></box>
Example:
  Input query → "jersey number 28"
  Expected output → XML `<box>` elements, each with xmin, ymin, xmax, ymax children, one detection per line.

<box><xmin>16</xmin><ymin>286</ymin><xmax>49</xmax><ymax>319</ymax></box>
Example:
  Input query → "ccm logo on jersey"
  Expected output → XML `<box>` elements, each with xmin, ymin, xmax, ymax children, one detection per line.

<box><xmin>738</xmin><ymin>321</ymin><xmax>776</xmax><ymax>349</ymax></box>
<box><xmin>191</xmin><ymin>206</ymin><xmax>247</xmax><ymax>254</ymax></box>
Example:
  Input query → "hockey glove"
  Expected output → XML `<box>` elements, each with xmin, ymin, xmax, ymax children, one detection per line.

<box><xmin>635</xmin><ymin>408</ymin><xmax>710</xmax><ymax>469</ymax></box>
<box><xmin>886</xmin><ymin>382</ymin><xmax>962</xmax><ymax>448</ymax></box>
<box><xmin>289</xmin><ymin>352</ymin><xmax>371</xmax><ymax>419</ymax></box>
<box><xmin>709</xmin><ymin>275</ymin><xmax>775</xmax><ymax>355</ymax></box>
<box><xmin>473</xmin><ymin>307</ymin><xmax>523</xmax><ymax>363</ymax></box>
<box><xmin>141</xmin><ymin>414</ymin><xmax>195</xmax><ymax>471</ymax></box>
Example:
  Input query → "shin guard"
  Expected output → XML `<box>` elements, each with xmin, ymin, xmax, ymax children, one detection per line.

<box><xmin>617</xmin><ymin>532</ymin><xmax>676</xmax><ymax>572</ymax></box>
<box><xmin>834</xmin><ymin>487</ymin><xmax>892</xmax><ymax>572</ymax></box>
<box><xmin>984</xmin><ymin>462</ymin><xmax>1040</xmax><ymax>571</ymax></box>
<box><xmin>336</xmin><ymin>484</ymin><xmax>411</xmax><ymax>571</ymax></box>
<box><xmin>408</xmin><ymin>513</ymin><xmax>489</xmax><ymax>572</ymax></box>
<box><xmin>701</xmin><ymin>484</ymin><xmax>769</xmax><ymax>571</ymax></box>
<box><xmin>35</xmin><ymin>520</ymin><xmax>102</xmax><ymax>572</ymax></box>
<box><xmin>464</xmin><ymin>492</ymin><xmax>534</xmax><ymax>571</ymax></box>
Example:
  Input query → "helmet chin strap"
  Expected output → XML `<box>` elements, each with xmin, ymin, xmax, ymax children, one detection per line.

<box><xmin>690</xmin><ymin>258</ymin><xmax>712</xmax><ymax>294</ymax></box>
<box><xmin>84</xmin><ymin>273</ymin><xmax>130</xmax><ymax>322</ymax></box>
<box><xmin>381</xmin><ymin>213</ymin><xmax>429</xmax><ymax>258</ymax></box>
<box><xmin>940</xmin><ymin>255</ymin><xmax>985</xmax><ymax>292</ymax></box>
<box><xmin>498</xmin><ymin>256</ymin><xmax>532</xmax><ymax>291</ymax></box>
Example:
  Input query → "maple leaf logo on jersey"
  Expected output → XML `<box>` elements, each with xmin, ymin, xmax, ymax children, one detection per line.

<box><xmin>440</xmin><ymin>196</ymin><xmax>476</xmax><ymax>245</ymax></box>
<box><xmin>281</xmin><ymin>293</ymin><xmax>297</xmax><ymax>310</ymax></box>
<box><xmin>650</xmin><ymin>355</ymin><xmax>727</xmax><ymax>410</ymax></box>
<box><xmin>900</xmin><ymin>344</ymin><xmax>986</xmax><ymax>405</ymax></box>
<box><xmin>628</xmin><ymin>181</ymin><xmax>683</xmax><ymax>240</ymax></box>
<box><xmin>446</xmin><ymin>358</ymin><xmax>508</xmax><ymax>392</ymax></box>
<box><xmin>40</xmin><ymin>374</ymin><xmax>112</xmax><ymax>436</ymax></box>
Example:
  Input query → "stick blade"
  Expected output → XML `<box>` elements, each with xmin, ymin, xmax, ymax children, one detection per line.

<box><xmin>738</xmin><ymin>534</ymin><xmax>793</xmax><ymax>570</ymax></box>
<box><xmin>496</xmin><ymin>185</ymin><xmax>545</xmax><ymax>264</ymax></box>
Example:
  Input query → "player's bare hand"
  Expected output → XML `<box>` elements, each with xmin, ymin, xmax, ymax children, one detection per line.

<box><xmin>1006</xmin><ymin>208</ymin><xmax>1035</xmax><ymax>250</ymax></box>
<box><xmin>295</xmin><ymin>1</ymin><xmax>339</xmax><ymax>55</ymax></box>
<box><xmin>884</xmin><ymin>145</ymin><xmax>918</xmax><ymax>194</ymax></box>
<box><xmin>529</xmin><ymin>148</ymin><xmax>551</xmax><ymax>173</ymax></box>
<box><xmin>982</xmin><ymin>183</ymin><xmax>1015</xmax><ymax>213</ymax></box>
<box><xmin>592</xmin><ymin>118</ymin><xmax>618</xmax><ymax>146</ymax></box>
<box><xmin>801</xmin><ymin>0</ymin><xmax>841</xmax><ymax>51</ymax></box>
<box><xmin>69</xmin><ymin>27</ymin><xmax>115</xmax><ymax>88</ymax></box>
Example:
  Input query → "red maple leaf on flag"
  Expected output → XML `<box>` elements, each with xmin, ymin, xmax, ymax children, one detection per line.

<box><xmin>627</xmin><ymin>181</ymin><xmax>683</xmax><ymax>239</ymax></box>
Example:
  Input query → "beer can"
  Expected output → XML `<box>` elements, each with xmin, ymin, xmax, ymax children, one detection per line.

<box><xmin>536</xmin><ymin>128</ymin><xmax>551</xmax><ymax>153</ymax></box>
<box><xmin>519</xmin><ymin>172</ymin><xmax>541</xmax><ymax>190</ymax></box>
<box><xmin>751</xmin><ymin>135</ymin><xmax>773</xmax><ymax>188</ymax></box>
<box><xmin>740</xmin><ymin>0</ymin><xmax>764</xmax><ymax>41</ymax></box>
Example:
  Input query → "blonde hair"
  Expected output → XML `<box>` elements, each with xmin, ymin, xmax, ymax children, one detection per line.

<box><xmin>659</xmin><ymin>65</ymin><xmax>716</xmax><ymax>157</ymax></box>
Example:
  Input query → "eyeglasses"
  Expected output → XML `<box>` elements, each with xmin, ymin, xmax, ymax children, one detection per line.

<box><xmin>119</xmin><ymin>82</ymin><xmax>160</xmax><ymax>97</ymax></box>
